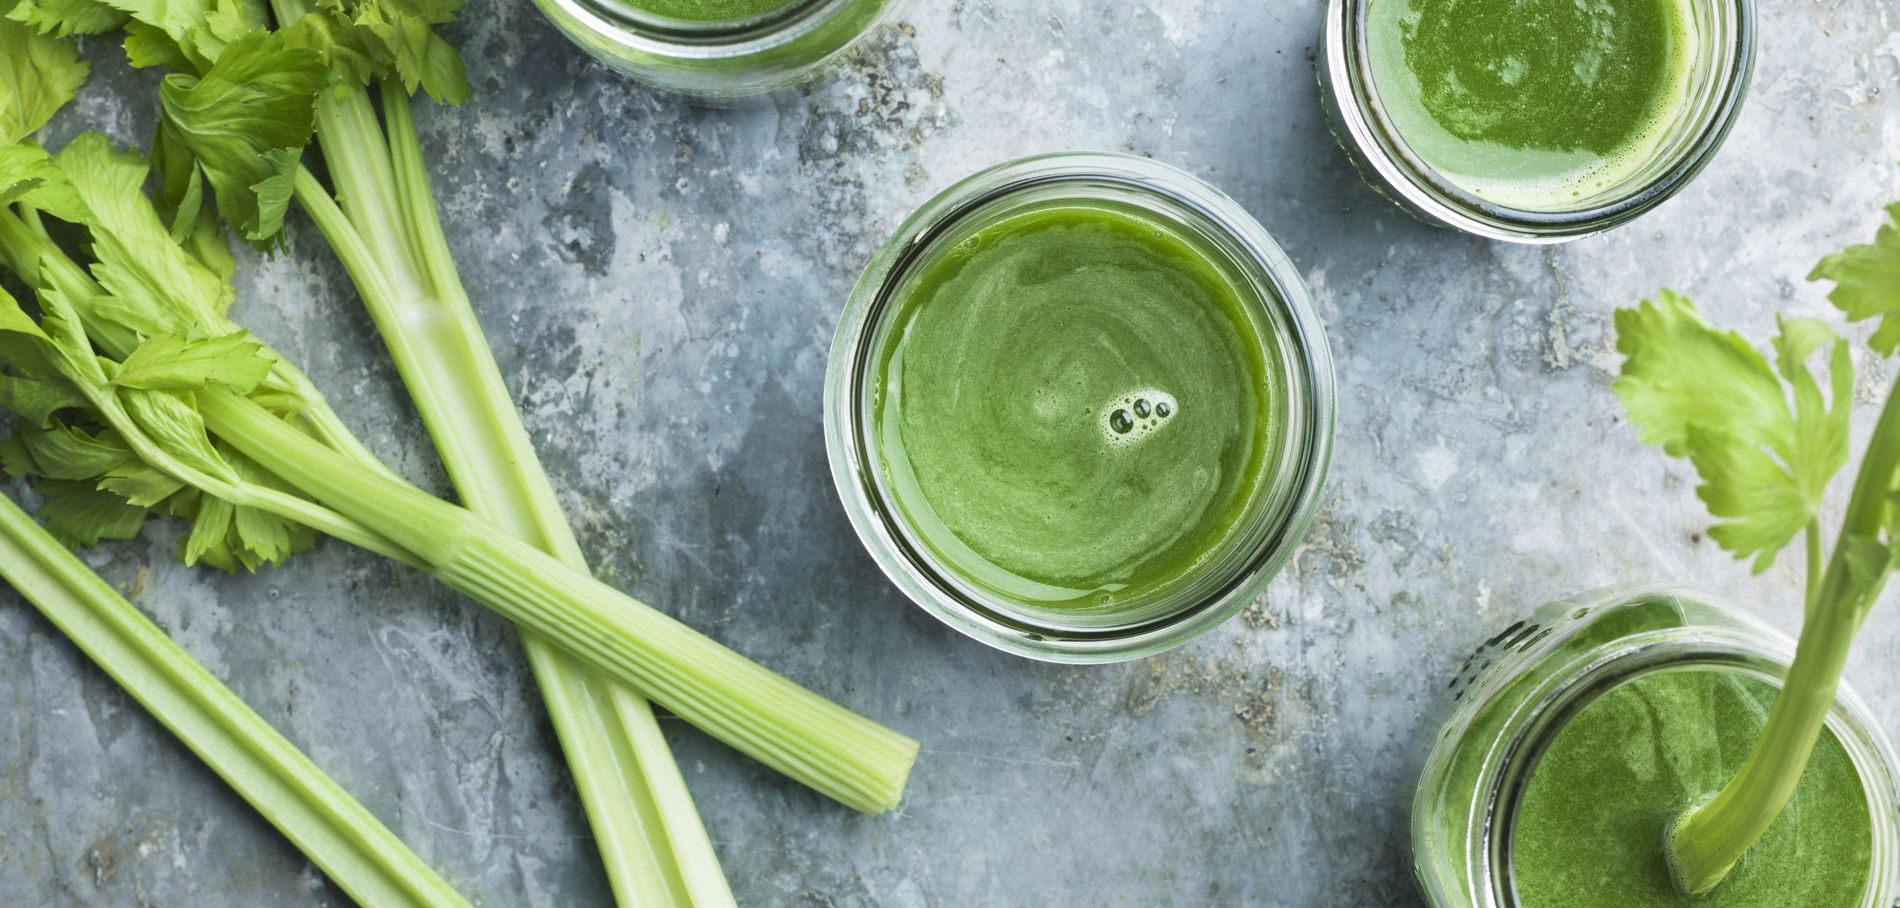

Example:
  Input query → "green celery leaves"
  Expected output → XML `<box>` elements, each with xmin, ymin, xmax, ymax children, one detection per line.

<box><xmin>104</xmin><ymin>0</ymin><xmax>266</xmax><ymax>72</ymax></box>
<box><xmin>6</xmin><ymin>0</ymin><xmax>128</xmax><ymax>38</ymax></box>
<box><xmin>0</xmin><ymin>274</ymin><xmax>310</xmax><ymax>569</ymax></box>
<box><xmin>0</xmin><ymin>128</ymin><xmax>322</xmax><ymax>571</ymax></box>
<box><xmin>1613</xmin><ymin>291</ymin><xmax>1851</xmax><ymax>572</ymax></box>
<box><xmin>114</xmin><ymin>331</ymin><xmax>275</xmax><ymax>392</ymax></box>
<box><xmin>58</xmin><ymin>132</ymin><xmax>236</xmax><ymax>327</ymax></box>
<box><xmin>0</xmin><ymin>3</ymin><xmax>91</xmax><ymax>144</ymax></box>
<box><xmin>0</xmin><ymin>142</ymin><xmax>90</xmax><ymax>224</ymax></box>
<box><xmin>157</xmin><ymin>30</ymin><xmax>333</xmax><ymax>250</ymax></box>
<box><xmin>76</xmin><ymin>0</ymin><xmax>472</xmax><ymax>258</ymax></box>
<box><xmin>1811</xmin><ymin>202</ymin><xmax>1900</xmax><ymax>355</ymax></box>
<box><xmin>294</xmin><ymin>0</ymin><xmax>469</xmax><ymax>102</ymax></box>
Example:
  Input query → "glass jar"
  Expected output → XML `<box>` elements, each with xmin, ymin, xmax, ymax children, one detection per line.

<box><xmin>1413</xmin><ymin>585</ymin><xmax>1900</xmax><ymax>907</ymax></box>
<box><xmin>529</xmin><ymin>0</ymin><xmax>904</xmax><ymax>99</ymax></box>
<box><xmin>1317</xmin><ymin>0</ymin><xmax>1756</xmax><ymax>242</ymax></box>
<box><xmin>823</xmin><ymin>152</ymin><xmax>1335</xmax><ymax>663</ymax></box>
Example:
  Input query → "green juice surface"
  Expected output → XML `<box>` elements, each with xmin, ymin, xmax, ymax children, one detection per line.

<box><xmin>873</xmin><ymin>203</ymin><xmax>1276</xmax><ymax>609</ymax></box>
<box><xmin>623</xmin><ymin>0</ymin><xmax>789</xmax><ymax>21</ymax></box>
<box><xmin>1366</xmin><ymin>0</ymin><xmax>1698</xmax><ymax>207</ymax></box>
<box><xmin>1512</xmin><ymin>668</ymin><xmax>1874</xmax><ymax>907</ymax></box>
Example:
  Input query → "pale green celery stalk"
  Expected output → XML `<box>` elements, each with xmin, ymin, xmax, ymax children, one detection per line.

<box><xmin>1668</xmin><ymin>373</ymin><xmax>1900</xmax><ymax>894</ymax></box>
<box><xmin>1</xmin><ymin>189</ymin><xmax>916</xmax><ymax>817</ymax></box>
<box><xmin>192</xmin><ymin>384</ymin><xmax>919</xmax><ymax>814</ymax></box>
<box><xmin>1804</xmin><ymin>520</ymin><xmax>1822</xmax><ymax>618</ymax></box>
<box><xmin>278</xmin><ymin>28</ymin><xmax>734</xmax><ymax>906</ymax></box>
<box><xmin>0</xmin><ymin>491</ymin><xmax>470</xmax><ymax>908</ymax></box>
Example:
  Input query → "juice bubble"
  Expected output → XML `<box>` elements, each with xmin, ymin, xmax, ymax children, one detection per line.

<box><xmin>1101</xmin><ymin>389</ymin><xmax>1178</xmax><ymax>446</ymax></box>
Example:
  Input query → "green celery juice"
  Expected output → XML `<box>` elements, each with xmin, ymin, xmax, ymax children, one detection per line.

<box><xmin>1365</xmin><ymin>0</ymin><xmax>1700</xmax><ymax>208</ymax></box>
<box><xmin>1511</xmin><ymin>669</ymin><xmax>1874</xmax><ymax>906</ymax></box>
<box><xmin>1414</xmin><ymin>592</ymin><xmax>1890</xmax><ymax>908</ymax></box>
<box><xmin>871</xmin><ymin>203</ymin><xmax>1279</xmax><ymax>610</ymax></box>
<box><xmin>623</xmin><ymin>0</ymin><xmax>790</xmax><ymax>20</ymax></box>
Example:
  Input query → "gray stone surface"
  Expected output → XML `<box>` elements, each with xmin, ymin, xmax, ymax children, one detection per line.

<box><xmin>4</xmin><ymin>0</ymin><xmax>1900</xmax><ymax>905</ymax></box>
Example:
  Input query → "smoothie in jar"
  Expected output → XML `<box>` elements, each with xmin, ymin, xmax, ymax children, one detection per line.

<box><xmin>826</xmin><ymin>153</ymin><xmax>1335</xmax><ymax>661</ymax></box>
<box><xmin>1412</xmin><ymin>588</ymin><xmax>1896</xmax><ymax>908</ymax></box>
<box><xmin>1317</xmin><ymin>0</ymin><xmax>1756</xmax><ymax>239</ymax></box>
<box><xmin>1365</xmin><ymin>0</ymin><xmax>1699</xmax><ymax>207</ymax></box>
<box><xmin>528</xmin><ymin>0</ymin><xmax>900</xmax><ymax>98</ymax></box>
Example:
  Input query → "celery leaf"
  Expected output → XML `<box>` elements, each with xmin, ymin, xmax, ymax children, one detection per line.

<box><xmin>0</xmin><ymin>281</ymin><xmax>65</xmax><ymax>377</ymax></box>
<box><xmin>112</xmin><ymin>331</ymin><xmax>274</xmax><ymax>393</ymax></box>
<box><xmin>0</xmin><ymin>8</ymin><xmax>89</xmax><ymax>144</ymax></box>
<box><xmin>174</xmin><ymin>444</ymin><xmax>312</xmax><ymax>570</ymax></box>
<box><xmin>18</xmin><ymin>422</ymin><xmax>134</xmax><ymax>479</ymax></box>
<box><xmin>34</xmin><ymin>477</ymin><xmax>146</xmax><ymax>545</ymax></box>
<box><xmin>1772</xmin><ymin>315</ymin><xmax>1852</xmax><ymax>513</ymax></box>
<box><xmin>7</xmin><ymin>0</ymin><xmax>128</xmax><ymax>38</ymax></box>
<box><xmin>55</xmin><ymin>132</ymin><xmax>232</xmax><ymax>329</ymax></box>
<box><xmin>156</xmin><ymin>30</ymin><xmax>333</xmax><ymax>250</ymax></box>
<box><xmin>305</xmin><ymin>0</ymin><xmax>469</xmax><ymax>102</ymax></box>
<box><xmin>1614</xmin><ymin>291</ymin><xmax>1850</xmax><ymax>572</ymax></box>
<box><xmin>123</xmin><ymin>19</ymin><xmax>193</xmax><ymax>69</ymax></box>
<box><xmin>0</xmin><ymin>141</ymin><xmax>91</xmax><ymax>222</ymax></box>
<box><xmin>117</xmin><ymin>386</ymin><xmax>239</xmax><ymax>483</ymax></box>
<box><xmin>98</xmin><ymin>459</ymin><xmax>187</xmax><ymax>507</ymax></box>
<box><xmin>280</xmin><ymin>11</ymin><xmax>382</xmax><ymax>88</ymax></box>
<box><xmin>181</xmin><ymin>491</ymin><xmax>236</xmax><ymax>566</ymax></box>
<box><xmin>96</xmin><ymin>0</ymin><xmax>256</xmax><ymax>68</ymax></box>
<box><xmin>0</xmin><ymin>372</ymin><xmax>86</xmax><ymax>425</ymax></box>
<box><xmin>1811</xmin><ymin>202</ymin><xmax>1900</xmax><ymax>355</ymax></box>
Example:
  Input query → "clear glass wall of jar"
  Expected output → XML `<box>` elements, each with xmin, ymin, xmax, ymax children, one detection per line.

<box><xmin>530</xmin><ymin>0</ymin><xmax>905</xmax><ymax>99</ymax></box>
<box><xmin>823</xmin><ymin>152</ymin><xmax>1335</xmax><ymax>663</ymax></box>
<box><xmin>1317</xmin><ymin>0</ymin><xmax>1756</xmax><ymax>243</ymax></box>
<box><xmin>1413</xmin><ymin>586</ymin><xmax>1900</xmax><ymax>907</ymax></box>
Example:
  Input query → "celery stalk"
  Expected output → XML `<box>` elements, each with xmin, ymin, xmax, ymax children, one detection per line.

<box><xmin>1664</xmin><ymin>372</ymin><xmax>1900</xmax><ymax>893</ymax></box>
<box><xmin>0</xmin><ymin>198</ymin><xmax>918</xmax><ymax>817</ymax></box>
<box><xmin>287</xmin><ymin>71</ymin><xmax>736</xmax><ymax>906</ymax></box>
<box><xmin>0</xmin><ymin>491</ymin><xmax>471</xmax><ymax>908</ymax></box>
<box><xmin>193</xmin><ymin>385</ymin><xmax>920</xmax><ymax>815</ymax></box>
<box><xmin>1618</xmin><ymin>221</ymin><xmax>1900</xmax><ymax>894</ymax></box>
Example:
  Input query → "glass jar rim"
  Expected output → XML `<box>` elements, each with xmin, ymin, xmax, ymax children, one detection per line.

<box><xmin>544</xmin><ymin>0</ymin><xmax>845</xmax><ymax>61</ymax></box>
<box><xmin>823</xmin><ymin>151</ymin><xmax>1336</xmax><ymax>663</ymax></box>
<box><xmin>1320</xmin><ymin>0</ymin><xmax>1758</xmax><ymax>243</ymax></box>
<box><xmin>1452</xmin><ymin>592</ymin><xmax>1900</xmax><ymax>907</ymax></box>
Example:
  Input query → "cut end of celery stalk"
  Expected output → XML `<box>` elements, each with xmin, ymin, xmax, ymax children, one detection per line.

<box><xmin>861</xmin><ymin>740</ymin><xmax>922</xmax><ymax>816</ymax></box>
<box><xmin>1665</xmin><ymin>801</ymin><xmax>1734</xmax><ymax>897</ymax></box>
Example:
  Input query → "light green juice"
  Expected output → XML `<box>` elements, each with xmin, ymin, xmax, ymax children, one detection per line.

<box><xmin>871</xmin><ymin>203</ymin><xmax>1278</xmax><ymax>610</ymax></box>
<box><xmin>1366</xmin><ymin>0</ymin><xmax>1699</xmax><ymax>207</ymax></box>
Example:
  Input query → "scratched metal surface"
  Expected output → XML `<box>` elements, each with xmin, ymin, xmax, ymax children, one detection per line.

<box><xmin>3</xmin><ymin>1</ymin><xmax>1899</xmax><ymax>904</ymax></box>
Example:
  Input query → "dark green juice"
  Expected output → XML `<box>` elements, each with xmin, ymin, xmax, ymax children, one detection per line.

<box><xmin>1365</xmin><ymin>0</ymin><xmax>1698</xmax><ymax>207</ymax></box>
<box><xmin>625</xmin><ymin>0</ymin><xmax>789</xmax><ymax>20</ymax></box>
<box><xmin>1512</xmin><ymin>668</ymin><xmax>1874</xmax><ymax>906</ymax></box>
<box><xmin>871</xmin><ymin>203</ymin><xmax>1278</xmax><ymax>610</ymax></box>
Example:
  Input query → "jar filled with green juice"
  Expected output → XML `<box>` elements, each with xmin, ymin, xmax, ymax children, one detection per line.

<box><xmin>824</xmin><ymin>152</ymin><xmax>1334</xmax><ymax>662</ymax></box>
<box><xmin>529</xmin><ymin>0</ymin><xmax>903</xmax><ymax>98</ymax></box>
<box><xmin>1318</xmin><ymin>0</ymin><xmax>1756</xmax><ymax>241</ymax></box>
<box><xmin>1414</xmin><ymin>586</ymin><xmax>1900</xmax><ymax>907</ymax></box>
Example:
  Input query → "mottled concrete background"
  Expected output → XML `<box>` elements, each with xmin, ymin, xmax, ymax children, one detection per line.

<box><xmin>3</xmin><ymin>1</ymin><xmax>1898</xmax><ymax>905</ymax></box>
